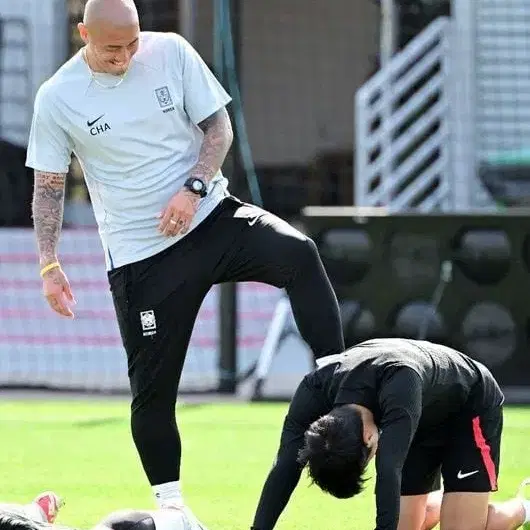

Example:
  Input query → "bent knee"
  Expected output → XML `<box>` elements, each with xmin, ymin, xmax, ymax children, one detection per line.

<box><xmin>483</xmin><ymin>503</ymin><xmax>515</xmax><ymax>530</ymax></box>
<box><xmin>423</xmin><ymin>490</ymin><xmax>442</xmax><ymax>527</ymax></box>
<box><xmin>422</xmin><ymin>502</ymin><xmax>441</xmax><ymax>530</ymax></box>
<box><xmin>285</xmin><ymin>235</ymin><xmax>320</xmax><ymax>269</ymax></box>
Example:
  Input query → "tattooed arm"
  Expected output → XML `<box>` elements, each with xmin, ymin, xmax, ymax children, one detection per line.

<box><xmin>32</xmin><ymin>171</ymin><xmax>66</xmax><ymax>266</ymax></box>
<box><xmin>32</xmin><ymin>170</ymin><xmax>75</xmax><ymax>318</ymax></box>
<box><xmin>189</xmin><ymin>107</ymin><xmax>233</xmax><ymax>184</ymax></box>
<box><xmin>157</xmin><ymin>107</ymin><xmax>233</xmax><ymax>237</ymax></box>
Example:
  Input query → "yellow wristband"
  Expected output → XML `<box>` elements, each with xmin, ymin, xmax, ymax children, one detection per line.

<box><xmin>40</xmin><ymin>261</ymin><xmax>61</xmax><ymax>278</ymax></box>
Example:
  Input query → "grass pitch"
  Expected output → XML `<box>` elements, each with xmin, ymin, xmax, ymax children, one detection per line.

<box><xmin>0</xmin><ymin>400</ymin><xmax>528</xmax><ymax>529</ymax></box>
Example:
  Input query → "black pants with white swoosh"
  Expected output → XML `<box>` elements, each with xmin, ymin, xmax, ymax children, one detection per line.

<box><xmin>108</xmin><ymin>196</ymin><xmax>344</xmax><ymax>486</ymax></box>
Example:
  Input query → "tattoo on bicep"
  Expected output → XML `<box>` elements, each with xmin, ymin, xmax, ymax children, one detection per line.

<box><xmin>192</xmin><ymin>108</ymin><xmax>233</xmax><ymax>182</ymax></box>
<box><xmin>197</xmin><ymin>107</ymin><xmax>231</xmax><ymax>133</ymax></box>
<box><xmin>32</xmin><ymin>171</ymin><xmax>67</xmax><ymax>262</ymax></box>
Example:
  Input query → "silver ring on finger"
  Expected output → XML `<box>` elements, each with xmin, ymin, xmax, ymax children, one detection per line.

<box><xmin>169</xmin><ymin>219</ymin><xmax>177</xmax><ymax>225</ymax></box>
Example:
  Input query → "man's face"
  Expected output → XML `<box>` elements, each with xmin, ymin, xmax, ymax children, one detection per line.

<box><xmin>79</xmin><ymin>22</ymin><xmax>140</xmax><ymax>75</ymax></box>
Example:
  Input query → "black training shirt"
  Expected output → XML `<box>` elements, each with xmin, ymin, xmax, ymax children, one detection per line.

<box><xmin>251</xmin><ymin>338</ymin><xmax>504</xmax><ymax>530</ymax></box>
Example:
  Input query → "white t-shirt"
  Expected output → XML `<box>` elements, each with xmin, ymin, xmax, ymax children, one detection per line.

<box><xmin>26</xmin><ymin>32</ymin><xmax>232</xmax><ymax>270</ymax></box>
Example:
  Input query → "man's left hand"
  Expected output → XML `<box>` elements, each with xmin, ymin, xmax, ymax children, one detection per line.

<box><xmin>158</xmin><ymin>189</ymin><xmax>200</xmax><ymax>237</ymax></box>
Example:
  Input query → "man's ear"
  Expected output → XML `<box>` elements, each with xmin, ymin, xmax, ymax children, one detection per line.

<box><xmin>78</xmin><ymin>22</ymin><xmax>89</xmax><ymax>44</ymax></box>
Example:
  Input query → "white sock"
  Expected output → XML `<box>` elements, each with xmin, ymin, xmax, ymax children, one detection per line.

<box><xmin>152</xmin><ymin>481</ymin><xmax>183</xmax><ymax>508</ymax></box>
<box><xmin>522</xmin><ymin>499</ymin><xmax>530</xmax><ymax>523</ymax></box>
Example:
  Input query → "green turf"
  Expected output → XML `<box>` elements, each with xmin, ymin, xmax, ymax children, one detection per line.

<box><xmin>0</xmin><ymin>400</ymin><xmax>528</xmax><ymax>529</ymax></box>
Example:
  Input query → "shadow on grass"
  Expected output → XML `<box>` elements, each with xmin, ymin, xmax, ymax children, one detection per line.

<box><xmin>74</xmin><ymin>417</ymin><xmax>127</xmax><ymax>428</ymax></box>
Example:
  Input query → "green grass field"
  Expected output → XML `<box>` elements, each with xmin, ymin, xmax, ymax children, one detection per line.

<box><xmin>0</xmin><ymin>400</ymin><xmax>528</xmax><ymax>530</ymax></box>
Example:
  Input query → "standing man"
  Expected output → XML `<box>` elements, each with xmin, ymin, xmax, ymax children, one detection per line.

<box><xmin>250</xmin><ymin>338</ymin><xmax>530</xmax><ymax>530</ymax></box>
<box><xmin>26</xmin><ymin>0</ymin><xmax>344</xmax><ymax>513</ymax></box>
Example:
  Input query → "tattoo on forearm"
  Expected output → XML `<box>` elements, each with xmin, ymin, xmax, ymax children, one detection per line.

<box><xmin>32</xmin><ymin>171</ymin><xmax>66</xmax><ymax>264</ymax></box>
<box><xmin>191</xmin><ymin>107</ymin><xmax>233</xmax><ymax>183</ymax></box>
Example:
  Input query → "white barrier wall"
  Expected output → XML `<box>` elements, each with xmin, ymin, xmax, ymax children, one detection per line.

<box><xmin>0</xmin><ymin>0</ymin><xmax>68</xmax><ymax>146</ymax></box>
<box><xmin>0</xmin><ymin>228</ymin><xmax>312</xmax><ymax>395</ymax></box>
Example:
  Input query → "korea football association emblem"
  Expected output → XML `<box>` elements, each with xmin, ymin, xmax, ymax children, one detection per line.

<box><xmin>140</xmin><ymin>310</ymin><xmax>157</xmax><ymax>337</ymax></box>
<box><xmin>155</xmin><ymin>86</ymin><xmax>173</xmax><ymax>108</ymax></box>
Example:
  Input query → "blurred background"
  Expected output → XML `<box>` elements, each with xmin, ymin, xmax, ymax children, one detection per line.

<box><xmin>1</xmin><ymin>0</ymin><xmax>529</xmax><ymax>402</ymax></box>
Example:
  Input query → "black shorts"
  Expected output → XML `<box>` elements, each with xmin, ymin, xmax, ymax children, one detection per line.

<box><xmin>401</xmin><ymin>405</ymin><xmax>503</xmax><ymax>495</ymax></box>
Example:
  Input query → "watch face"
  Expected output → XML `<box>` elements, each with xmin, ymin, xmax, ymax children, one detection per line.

<box><xmin>192</xmin><ymin>180</ymin><xmax>204</xmax><ymax>191</ymax></box>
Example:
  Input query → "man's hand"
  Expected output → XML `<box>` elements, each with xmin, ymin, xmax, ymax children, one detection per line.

<box><xmin>158</xmin><ymin>189</ymin><xmax>199</xmax><ymax>237</ymax></box>
<box><xmin>42</xmin><ymin>266</ymin><xmax>76</xmax><ymax>318</ymax></box>
<box><xmin>156</xmin><ymin>108</ymin><xmax>232</xmax><ymax>238</ymax></box>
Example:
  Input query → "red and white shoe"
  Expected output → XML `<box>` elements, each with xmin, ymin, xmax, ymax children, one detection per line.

<box><xmin>33</xmin><ymin>492</ymin><xmax>64</xmax><ymax>523</ymax></box>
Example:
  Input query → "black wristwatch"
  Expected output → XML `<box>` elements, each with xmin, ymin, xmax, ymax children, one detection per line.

<box><xmin>184</xmin><ymin>177</ymin><xmax>207</xmax><ymax>198</ymax></box>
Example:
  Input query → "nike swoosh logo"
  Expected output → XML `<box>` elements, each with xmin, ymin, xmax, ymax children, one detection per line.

<box><xmin>87</xmin><ymin>114</ymin><xmax>105</xmax><ymax>127</ymax></box>
<box><xmin>457</xmin><ymin>470</ymin><xmax>479</xmax><ymax>479</ymax></box>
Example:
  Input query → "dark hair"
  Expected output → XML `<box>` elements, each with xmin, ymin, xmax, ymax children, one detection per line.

<box><xmin>297</xmin><ymin>406</ymin><xmax>370</xmax><ymax>498</ymax></box>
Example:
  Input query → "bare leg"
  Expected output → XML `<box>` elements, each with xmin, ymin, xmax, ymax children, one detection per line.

<box><xmin>422</xmin><ymin>491</ymin><xmax>526</xmax><ymax>530</ymax></box>
<box><xmin>485</xmin><ymin>500</ymin><xmax>525</xmax><ymax>530</ymax></box>
<box><xmin>398</xmin><ymin>495</ymin><xmax>430</xmax><ymax>530</ymax></box>
<box><xmin>422</xmin><ymin>490</ymin><xmax>443</xmax><ymax>530</ymax></box>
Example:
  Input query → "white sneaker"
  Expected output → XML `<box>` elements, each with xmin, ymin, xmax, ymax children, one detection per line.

<box><xmin>153</xmin><ymin>506</ymin><xmax>208</xmax><ymax>530</ymax></box>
